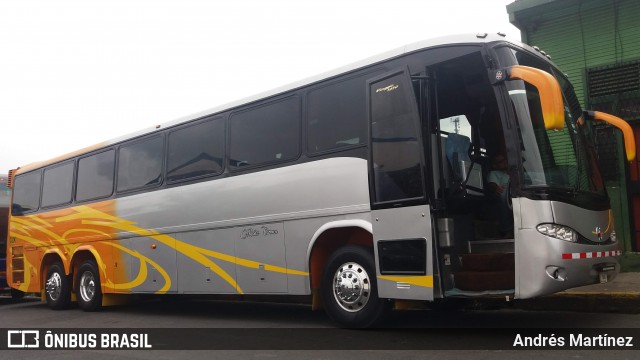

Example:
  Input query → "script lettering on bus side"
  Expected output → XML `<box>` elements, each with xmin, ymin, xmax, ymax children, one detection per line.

<box><xmin>241</xmin><ymin>226</ymin><xmax>279</xmax><ymax>239</ymax></box>
<box><xmin>375</xmin><ymin>84</ymin><xmax>399</xmax><ymax>93</ymax></box>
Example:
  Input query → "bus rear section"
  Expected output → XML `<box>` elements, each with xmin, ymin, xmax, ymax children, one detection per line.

<box><xmin>1</xmin><ymin>174</ymin><xmax>24</xmax><ymax>299</ymax></box>
<box><xmin>0</xmin><ymin>177</ymin><xmax>7</xmax><ymax>295</ymax></box>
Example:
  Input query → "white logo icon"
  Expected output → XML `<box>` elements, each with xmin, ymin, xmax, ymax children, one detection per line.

<box><xmin>7</xmin><ymin>330</ymin><xmax>40</xmax><ymax>348</ymax></box>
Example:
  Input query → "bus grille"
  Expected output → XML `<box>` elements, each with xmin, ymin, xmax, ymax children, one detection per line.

<box><xmin>11</xmin><ymin>246</ymin><xmax>25</xmax><ymax>284</ymax></box>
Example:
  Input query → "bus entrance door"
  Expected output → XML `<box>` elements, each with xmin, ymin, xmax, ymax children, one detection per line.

<box><xmin>368</xmin><ymin>69</ymin><xmax>433</xmax><ymax>301</ymax></box>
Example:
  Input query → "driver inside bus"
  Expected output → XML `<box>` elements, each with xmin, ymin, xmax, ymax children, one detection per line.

<box><xmin>487</xmin><ymin>154</ymin><xmax>514</xmax><ymax>238</ymax></box>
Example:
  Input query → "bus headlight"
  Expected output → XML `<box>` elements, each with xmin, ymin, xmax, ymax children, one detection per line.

<box><xmin>610</xmin><ymin>230</ymin><xmax>617</xmax><ymax>243</ymax></box>
<box><xmin>536</xmin><ymin>223</ymin><xmax>578</xmax><ymax>242</ymax></box>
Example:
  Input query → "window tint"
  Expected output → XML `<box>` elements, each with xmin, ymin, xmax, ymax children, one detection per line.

<box><xmin>76</xmin><ymin>150</ymin><xmax>115</xmax><ymax>202</ymax></box>
<box><xmin>167</xmin><ymin>118</ymin><xmax>224</xmax><ymax>182</ymax></box>
<box><xmin>307</xmin><ymin>70</ymin><xmax>383</xmax><ymax>153</ymax></box>
<box><xmin>117</xmin><ymin>136</ymin><xmax>164</xmax><ymax>192</ymax></box>
<box><xmin>42</xmin><ymin>162</ymin><xmax>75</xmax><ymax>208</ymax></box>
<box><xmin>230</xmin><ymin>97</ymin><xmax>300</xmax><ymax>169</ymax></box>
<box><xmin>370</xmin><ymin>71</ymin><xmax>424</xmax><ymax>203</ymax></box>
<box><xmin>12</xmin><ymin>170</ymin><xmax>41</xmax><ymax>214</ymax></box>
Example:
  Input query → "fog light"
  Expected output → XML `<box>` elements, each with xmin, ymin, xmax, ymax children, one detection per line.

<box><xmin>545</xmin><ymin>266</ymin><xmax>567</xmax><ymax>281</ymax></box>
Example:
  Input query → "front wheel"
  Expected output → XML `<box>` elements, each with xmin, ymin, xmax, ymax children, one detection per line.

<box><xmin>76</xmin><ymin>260</ymin><xmax>102</xmax><ymax>312</ymax></box>
<box><xmin>321</xmin><ymin>245</ymin><xmax>389</xmax><ymax>328</ymax></box>
<box><xmin>45</xmin><ymin>262</ymin><xmax>72</xmax><ymax>310</ymax></box>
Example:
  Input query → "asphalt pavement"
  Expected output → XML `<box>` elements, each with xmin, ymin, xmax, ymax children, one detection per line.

<box><xmin>2</xmin><ymin>272</ymin><xmax>638</xmax><ymax>315</ymax></box>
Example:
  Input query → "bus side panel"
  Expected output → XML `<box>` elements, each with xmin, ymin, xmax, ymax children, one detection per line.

<box><xmin>9</xmin><ymin>157</ymin><xmax>372</xmax><ymax>296</ymax></box>
<box><xmin>176</xmin><ymin>228</ymin><xmax>237</xmax><ymax>294</ymax></box>
<box><xmin>122</xmin><ymin>236</ymin><xmax>177</xmax><ymax>293</ymax></box>
<box><xmin>235</xmin><ymin>221</ymin><xmax>288</xmax><ymax>294</ymax></box>
<box><xmin>109</xmin><ymin>157</ymin><xmax>370</xmax><ymax>296</ymax></box>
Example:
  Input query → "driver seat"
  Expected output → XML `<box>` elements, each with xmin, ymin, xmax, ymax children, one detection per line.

<box><xmin>445</xmin><ymin>133</ymin><xmax>484</xmax><ymax>196</ymax></box>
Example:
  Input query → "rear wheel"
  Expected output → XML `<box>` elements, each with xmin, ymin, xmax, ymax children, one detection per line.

<box><xmin>76</xmin><ymin>260</ymin><xmax>102</xmax><ymax>312</ymax></box>
<box><xmin>45</xmin><ymin>262</ymin><xmax>71</xmax><ymax>310</ymax></box>
<box><xmin>321</xmin><ymin>245</ymin><xmax>389</xmax><ymax>328</ymax></box>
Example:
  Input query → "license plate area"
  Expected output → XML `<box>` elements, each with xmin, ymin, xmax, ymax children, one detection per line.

<box><xmin>599</xmin><ymin>272</ymin><xmax>608</xmax><ymax>284</ymax></box>
<box><xmin>595</xmin><ymin>264</ymin><xmax>616</xmax><ymax>284</ymax></box>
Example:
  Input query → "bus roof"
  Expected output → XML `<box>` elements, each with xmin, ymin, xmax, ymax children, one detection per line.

<box><xmin>16</xmin><ymin>33</ymin><xmax>523</xmax><ymax>174</ymax></box>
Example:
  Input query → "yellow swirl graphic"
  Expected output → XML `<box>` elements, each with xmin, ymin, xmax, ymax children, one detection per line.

<box><xmin>8</xmin><ymin>202</ymin><xmax>309</xmax><ymax>295</ymax></box>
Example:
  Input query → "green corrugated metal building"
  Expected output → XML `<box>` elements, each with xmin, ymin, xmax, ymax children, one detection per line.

<box><xmin>507</xmin><ymin>0</ymin><xmax>640</xmax><ymax>256</ymax></box>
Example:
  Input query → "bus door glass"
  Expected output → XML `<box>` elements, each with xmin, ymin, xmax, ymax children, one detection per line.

<box><xmin>367</xmin><ymin>68</ymin><xmax>433</xmax><ymax>301</ymax></box>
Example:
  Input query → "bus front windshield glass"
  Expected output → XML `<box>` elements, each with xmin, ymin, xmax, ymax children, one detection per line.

<box><xmin>495</xmin><ymin>47</ymin><xmax>606</xmax><ymax>202</ymax></box>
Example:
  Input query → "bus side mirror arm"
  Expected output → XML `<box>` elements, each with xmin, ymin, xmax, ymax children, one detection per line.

<box><xmin>491</xmin><ymin>65</ymin><xmax>565</xmax><ymax>131</ymax></box>
<box><xmin>584</xmin><ymin>110</ymin><xmax>636</xmax><ymax>161</ymax></box>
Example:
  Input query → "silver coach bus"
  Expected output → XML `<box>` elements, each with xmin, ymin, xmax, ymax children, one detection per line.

<box><xmin>6</xmin><ymin>33</ymin><xmax>634</xmax><ymax>327</ymax></box>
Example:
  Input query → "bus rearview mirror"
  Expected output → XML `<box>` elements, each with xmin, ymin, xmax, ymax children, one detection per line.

<box><xmin>585</xmin><ymin>110</ymin><xmax>636</xmax><ymax>161</ymax></box>
<box><xmin>492</xmin><ymin>65</ymin><xmax>565</xmax><ymax>131</ymax></box>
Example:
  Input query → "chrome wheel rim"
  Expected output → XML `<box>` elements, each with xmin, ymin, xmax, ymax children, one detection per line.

<box><xmin>46</xmin><ymin>272</ymin><xmax>62</xmax><ymax>301</ymax></box>
<box><xmin>332</xmin><ymin>261</ymin><xmax>370</xmax><ymax>312</ymax></box>
<box><xmin>79</xmin><ymin>271</ymin><xmax>96</xmax><ymax>302</ymax></box>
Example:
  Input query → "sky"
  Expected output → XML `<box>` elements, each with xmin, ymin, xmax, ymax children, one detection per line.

<box><xmin>0</xmin><ymin>0</ymin><xmax>520</xmax><ymax>173</ymax></box>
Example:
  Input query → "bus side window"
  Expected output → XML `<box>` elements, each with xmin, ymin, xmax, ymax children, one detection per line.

<box><xmin>117</xmin><ymin>136</ymin><xmax>164</xmax><ymax>192</ymax></box>
<box><xmin>76</xmin><ymin>150</ymin><xmax>115</xmax><ymax>202</ymax></box>
<box><xmin>229</xmin><ymin>97</ymin><xmax>300</xmax><ymax>170</ymax></box>
<box><xmin>167</xmin><ymin>118</ymin><xmax>224</xmax><ymax>183</ymax></box>
<box><xmin>307</xmin><ymin>69</ymin><xmax>384</xmax><ymax>154</ymax></box>
<box><xmin>41</xmin><ymin>161</ymin><xmax>75</xmax><ymax>208</ymax></box>
<box><xmin>11</xmin><ymin>170</ymin><xmax>42</xmax><ymax>215</ymax></box>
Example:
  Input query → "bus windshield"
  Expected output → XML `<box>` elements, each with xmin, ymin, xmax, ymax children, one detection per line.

<box><xmin>495</xmin><ymin>47</ymin><xmax>606</xmax><ymax>203</ymax></box>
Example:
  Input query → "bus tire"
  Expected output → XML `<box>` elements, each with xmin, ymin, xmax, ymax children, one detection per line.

<box><xmin>321</xmin><ymin>245</ymin><xmax>389</xmax><ymax>328</ymax></box>
<box><xmin>76</xmin><ymin>260</ymin><xmax>102</xmax><ymax>312</ymax></box>
<box><xmin>45</xmin><ymin>262</ymin><xmax>72</xmax><ymax>310</ymax></box>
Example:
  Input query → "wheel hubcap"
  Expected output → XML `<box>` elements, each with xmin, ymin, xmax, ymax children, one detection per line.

<box><xmin>46</xmin><ymin>272</ymin><xmax>62</xmax><ymax>301</ymax></box>
<box><xmin>332</xmin><ymin>262</ymin><xmax>370</xmax><ymax>312</ymax></box>
<box><xmin>79</xmin><ymin>271</ymin><xmax>96</xmax><ymax>302</ymax></box>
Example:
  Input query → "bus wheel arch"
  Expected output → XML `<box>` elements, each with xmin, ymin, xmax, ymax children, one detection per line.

<box><xmin>41</xmin><ymin>251</ymin><xmax>69</xmax><ymax>281</ymax></box>
<box><xmin>307</xmin><ymin>220</ymin><xmax>374</xmax><ymax>310</ymax></box>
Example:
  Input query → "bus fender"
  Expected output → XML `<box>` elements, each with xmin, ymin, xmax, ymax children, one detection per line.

<box><xmin>42</xmin><ymin>248</ymin><xmax>70</xmax><ymax>274</ymax></box>
<box><xmin>306</xmin><ymin>219</ymin><xmax>373</xmax><ymax>265</ymax></box>
<box><xmin>71</xmin><ymin>245</ymin><xmax>107</xmax><ymax>290</ymax></box>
